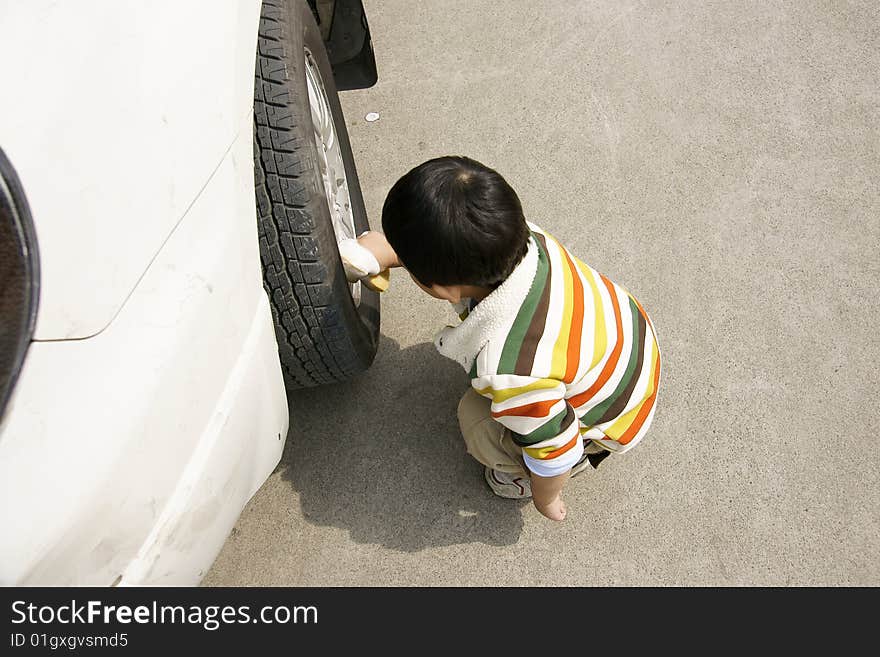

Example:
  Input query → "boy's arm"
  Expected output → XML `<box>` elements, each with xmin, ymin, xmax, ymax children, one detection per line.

<box><xmin>356</xmin><ymin>231</ymin><xmax>401</xmax><ymax>270</ymax></box>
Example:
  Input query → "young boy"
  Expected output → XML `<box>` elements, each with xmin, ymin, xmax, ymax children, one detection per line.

<box><xmin>341</xmin><ymin>156</ymin><xmax>661</xmax><ymax>521</ymax></box>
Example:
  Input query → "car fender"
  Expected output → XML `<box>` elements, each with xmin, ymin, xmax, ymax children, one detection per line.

<box><xmin>0</xmin><ymin>0</ymin><xmax>262</xmax><ymax>340</ymax></box>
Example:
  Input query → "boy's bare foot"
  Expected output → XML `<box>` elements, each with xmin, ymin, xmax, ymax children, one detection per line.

<box><xmin>534</xmin><ymin>496</ymin><xmax>567</xmax><ymax>521</ymax></box>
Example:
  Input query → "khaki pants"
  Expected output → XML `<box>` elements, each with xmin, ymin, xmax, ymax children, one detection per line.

<box><xmin>457</xmin><ymin>388</ymin><xmax>529</xmax><ymax>475</ymax></box>
<box><xmin>457</xmin><ymin>388</ymin><xmax>611</xmax><ymax>474</ymax></box>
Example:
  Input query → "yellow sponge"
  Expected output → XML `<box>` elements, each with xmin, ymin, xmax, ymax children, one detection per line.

<box><xmin>362</xmin><ymin>269</ymin><xmax>390</xmax><ymax>292</ymax></box>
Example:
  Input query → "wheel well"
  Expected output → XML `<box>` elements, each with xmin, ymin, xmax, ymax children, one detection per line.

<box><xmin>305</xmin><ymin>0</ymin><xmax>377</xmax><ymax>90</ymax></box>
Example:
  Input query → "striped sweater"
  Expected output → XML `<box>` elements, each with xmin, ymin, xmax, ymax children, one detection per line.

<box><xmin>435</xmin><ymin>224</ymin><xmax>661</xmax><ymax>477</ymax></box>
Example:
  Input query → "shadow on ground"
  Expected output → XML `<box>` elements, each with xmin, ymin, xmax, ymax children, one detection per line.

<box><xmin>277</xmin><ymin>335</ymin><xmax>525</xmax><ymax>551</ymax></box>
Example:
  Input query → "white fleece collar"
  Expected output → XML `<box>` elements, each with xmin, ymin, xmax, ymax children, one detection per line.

<box><xmin>434</xmin><ymin>234</ymin><xmax>539</xmax><ymax>371</ymax></box>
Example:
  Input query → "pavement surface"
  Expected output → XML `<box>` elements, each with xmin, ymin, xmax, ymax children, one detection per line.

<box><xmin>205</xmin><ymin>0</ymin><xmax>879</xmax><ymax>585</ymax></box>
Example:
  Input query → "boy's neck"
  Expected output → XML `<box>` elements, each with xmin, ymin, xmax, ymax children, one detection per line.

<box><xmin>460</xmin><ymin>284</ymin><xmax>495</xmax><ymax>302</ymax></box>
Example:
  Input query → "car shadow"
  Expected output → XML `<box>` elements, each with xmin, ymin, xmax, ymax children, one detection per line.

<box><xmin>277</xmin><ymin>334</ymin><xmax>525</xmax><ymax>552</ymax></box>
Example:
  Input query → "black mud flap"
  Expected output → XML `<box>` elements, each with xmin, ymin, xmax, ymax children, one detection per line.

<box><xmin>325</xmin><ymin>0</ymin><xmax>378</xmax><ymax>90</ymax></box>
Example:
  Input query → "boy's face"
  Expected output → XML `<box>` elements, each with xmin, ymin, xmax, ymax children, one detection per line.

<box><xmin>408</xmin><ymin>272</ymin><xmax>491</xmax><ymax>304</ymax></box>
<box><xmin>409</xmin><ymin>272</ymin><xmax>448</xmax><ymax>300</ymax></box>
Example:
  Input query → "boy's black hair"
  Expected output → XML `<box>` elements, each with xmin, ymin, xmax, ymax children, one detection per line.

<box><xmin>381</xmin><ymin>156</ymin><xmax>530</xmax><ymax>288</ymax></box>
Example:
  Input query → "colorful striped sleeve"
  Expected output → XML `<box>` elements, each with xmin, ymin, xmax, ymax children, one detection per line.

<box><xmin>472</xmin><ymin>374</ymin><xmax>584</xmax><ymax>477</ymax></box>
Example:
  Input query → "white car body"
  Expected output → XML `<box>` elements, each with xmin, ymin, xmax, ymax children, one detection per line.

<box><xmin>0</xmin><ymin>0</ymin><xmax>289</xmax><ymax>584</ymax></box>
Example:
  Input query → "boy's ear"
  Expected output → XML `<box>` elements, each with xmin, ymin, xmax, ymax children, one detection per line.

<box><xmin>429</xmin><ymin>284</ymin><xmax>463</xmax><ymax>303</ymax></box>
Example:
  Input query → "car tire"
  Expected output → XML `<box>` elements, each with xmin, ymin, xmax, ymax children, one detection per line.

<box><xmin>253</xmin><ymin>0</ymin><xmax>379</xmax><ymax>389</ymax></box>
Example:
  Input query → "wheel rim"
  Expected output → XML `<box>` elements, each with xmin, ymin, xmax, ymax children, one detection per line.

<box><xmin>304</xmin><ymin>47</ymin><xmax>361</xmax><ymax>306</ymax></box>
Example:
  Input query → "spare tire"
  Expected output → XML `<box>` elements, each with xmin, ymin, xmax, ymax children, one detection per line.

<box><xmin>253</xmin><ymin>0</ymin><xmax>379</xmax><ymax>388</ymax></box>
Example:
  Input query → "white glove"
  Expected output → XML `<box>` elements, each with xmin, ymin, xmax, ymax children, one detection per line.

<box><xmin>338</xmin><ymin>236</ymin><xmax>391</xmax><ymax>292</ymax></box>
<box><xmin>338</xmin><ymin>237</ymin><xmax>381</xmax><ymax>283</ymax></box>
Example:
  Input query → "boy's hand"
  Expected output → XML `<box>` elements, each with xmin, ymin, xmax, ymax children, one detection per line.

<box><xmin>357</xmin><ymin>231</ymin><xmax>401</xmax><ymax>270</ymax></box>
<box><xmin>338</xmin><ymin>231</ymin><xmax>399</xmax><ymax>291</ymax></box>
<box><xmin>534</xmin><ymin>495</ymin><xmax>567</xmax><ymax>521</ymax></box>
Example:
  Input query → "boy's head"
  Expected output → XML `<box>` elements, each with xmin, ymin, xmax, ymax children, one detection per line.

<box><xmin>382</xmin><ymin>156</ymin><xmax>529</xmax><ymax>296</ymax></box>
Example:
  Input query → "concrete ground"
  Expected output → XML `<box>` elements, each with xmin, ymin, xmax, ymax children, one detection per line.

<box><xmin>206</xmin><ymin>0</ymin><xmax>879</xmax><ymax>585</ymax></box>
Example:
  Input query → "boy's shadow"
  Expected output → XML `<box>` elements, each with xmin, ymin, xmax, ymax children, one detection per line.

<box><xmin>278</xmin><ymin>335</ymin><xmax>524</xmax><ymax>551</ymax></box>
